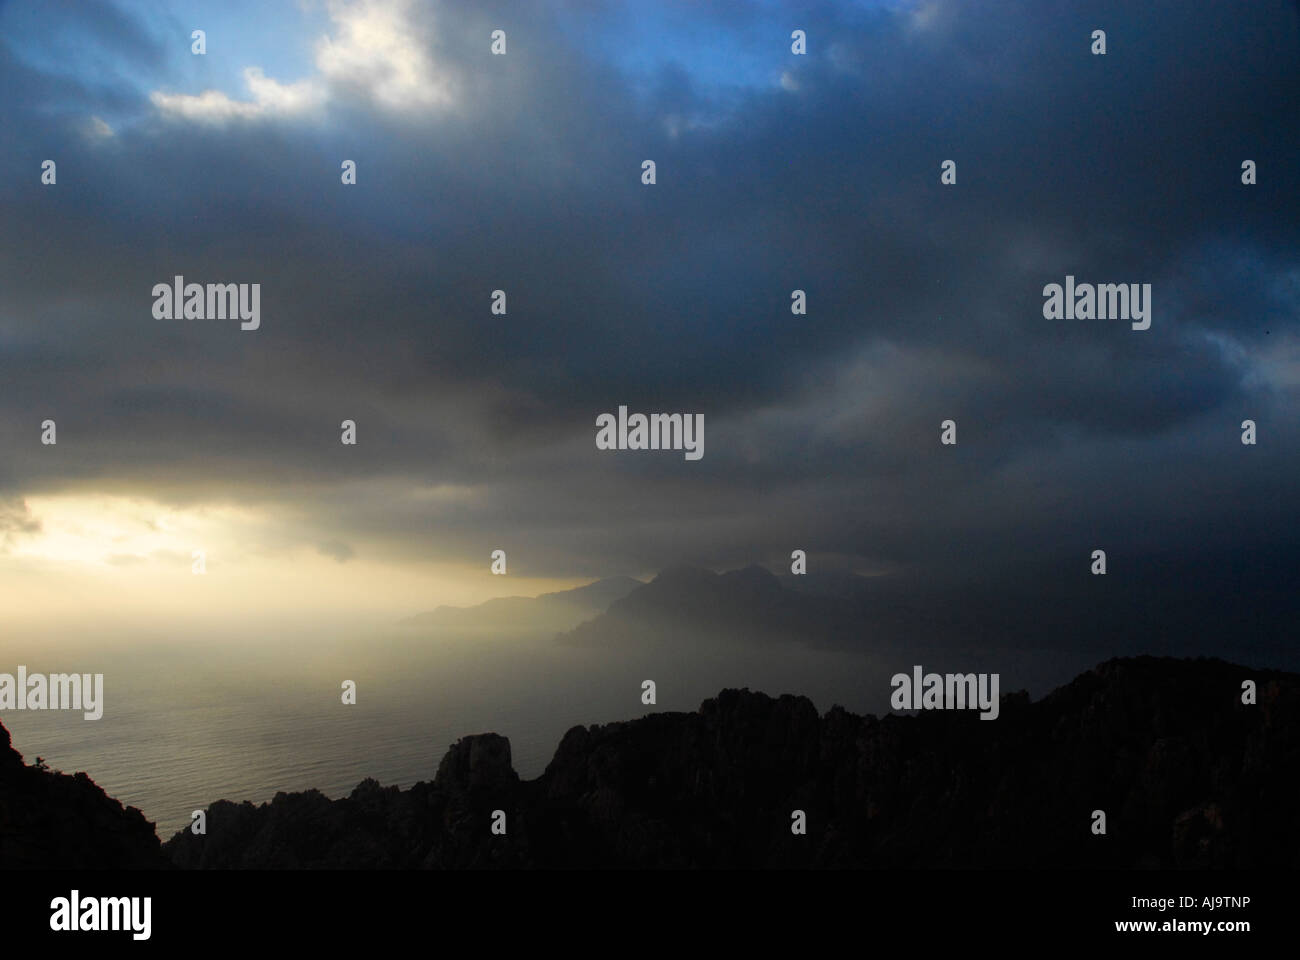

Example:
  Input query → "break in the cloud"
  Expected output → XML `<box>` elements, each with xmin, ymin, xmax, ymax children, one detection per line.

<box><xmin>150</xmin><ymin>65</ymin><xmax>327</xmax><ymax>122</ymax></box>
<box><xmin>0</xmin><ymin>0</ymin><xmax>1296</xmax><ymax>628</ymax></box>
<box><xmin>148</xmin><ymin>0</ymin><xmax>455</xmax><ymax>122</ymax></box>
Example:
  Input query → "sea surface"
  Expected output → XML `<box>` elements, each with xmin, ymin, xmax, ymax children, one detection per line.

<box><xmin>0</xmin><ymin>624</ymin><xmax>1091</xmax><ymax>840</ymax></box>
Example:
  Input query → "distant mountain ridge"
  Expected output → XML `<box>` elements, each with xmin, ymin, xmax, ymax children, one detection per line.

<box><xmin>553</xmin><ymin>550</ymin><xmax>1300</xmax><ymax>662</ymax></box>
<box><xmin>559</xmin><ymin>563</ymin><xmax>876</xmax><ymax>648</ymax></box>
<box><xmin>401</xmin><ymin>576</ymin><xmax>643</xmax><ymax>632</ymax></box>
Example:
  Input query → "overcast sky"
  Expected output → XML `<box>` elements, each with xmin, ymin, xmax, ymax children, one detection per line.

<box><xmin>1</xmin><ymin>0</ymin><xmax>1296</xmax><ymax>636</ymax></box>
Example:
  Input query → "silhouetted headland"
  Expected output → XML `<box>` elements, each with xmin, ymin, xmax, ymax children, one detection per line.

<box><xmin>2</xmin><ymin>656</ymin><xmax>1295</xmax><ymax>869</ymax></box>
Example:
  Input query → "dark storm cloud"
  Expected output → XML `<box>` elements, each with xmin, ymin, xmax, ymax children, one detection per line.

<box><xmin>0</xmin><ymin>0</ymin><xmax>1296</xmax><ymax>579</ymax></box>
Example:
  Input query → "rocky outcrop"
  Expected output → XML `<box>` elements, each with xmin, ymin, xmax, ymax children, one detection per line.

<box><xmin>0</xmin><ymin>722</ymin><xmax>169</xmax><ymax>869</ymax></box>
<box><xmin>163</xmin><ymin>656</ymin><xmax>1300</xmax><ymax>869</ymax></box>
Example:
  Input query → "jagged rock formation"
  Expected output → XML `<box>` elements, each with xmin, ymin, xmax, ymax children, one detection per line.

<box><xmin>0</xmin><ymin>722</ymin><xmax>168</xmax><ymax>868</ymax></box>
<box><xmin>163</xmin><ymin>656</ymin><xmax>1299</xmax><ymax>869</ymax></box>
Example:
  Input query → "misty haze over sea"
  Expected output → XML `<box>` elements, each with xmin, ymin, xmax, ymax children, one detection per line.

<box><xmin>5</xmin><ymin>557</ymin><xmax>1295</xmax><ymax>840</ymax></box>
<box><xmin>0</xmin><ymin>629</ymin><xmax>1028</xmax><ymax>839</ymax></box>
<box><xmin>0</xmin><ymin>616</ymin><xmax>883</xmax><ymax>838</ymax></box>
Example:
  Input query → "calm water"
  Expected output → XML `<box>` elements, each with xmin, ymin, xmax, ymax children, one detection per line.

<box><xmin>0</xmin><ymin>626</ymin><xmax>1087</xmax><ymax>840</ymax></box>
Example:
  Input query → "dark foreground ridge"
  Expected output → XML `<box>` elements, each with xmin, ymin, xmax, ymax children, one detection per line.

<box><xmin>0</xmin><ymin>723</ymin><xmax>169</xmax><ymax>869</ymax></box>
<box><xmin>3</xmin><ymin>656</ymin><xmax>1297</xmax><ymax>869</ymax></box>
<box><xmin>166</xmin><ymin>656</ymin><xmax>1297</xmax><ymax>869</ymax></box>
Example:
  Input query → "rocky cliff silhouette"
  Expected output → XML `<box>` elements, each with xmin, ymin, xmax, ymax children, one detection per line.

<box><xmin>155</xmin><ymin>655</ymin><xmax>1298</xmax><ymax>869</ymax></box>
<box><xmin>0</xmin><ymin>721</ymin><xmax>168</xmax><ymax>868</ymax></box>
